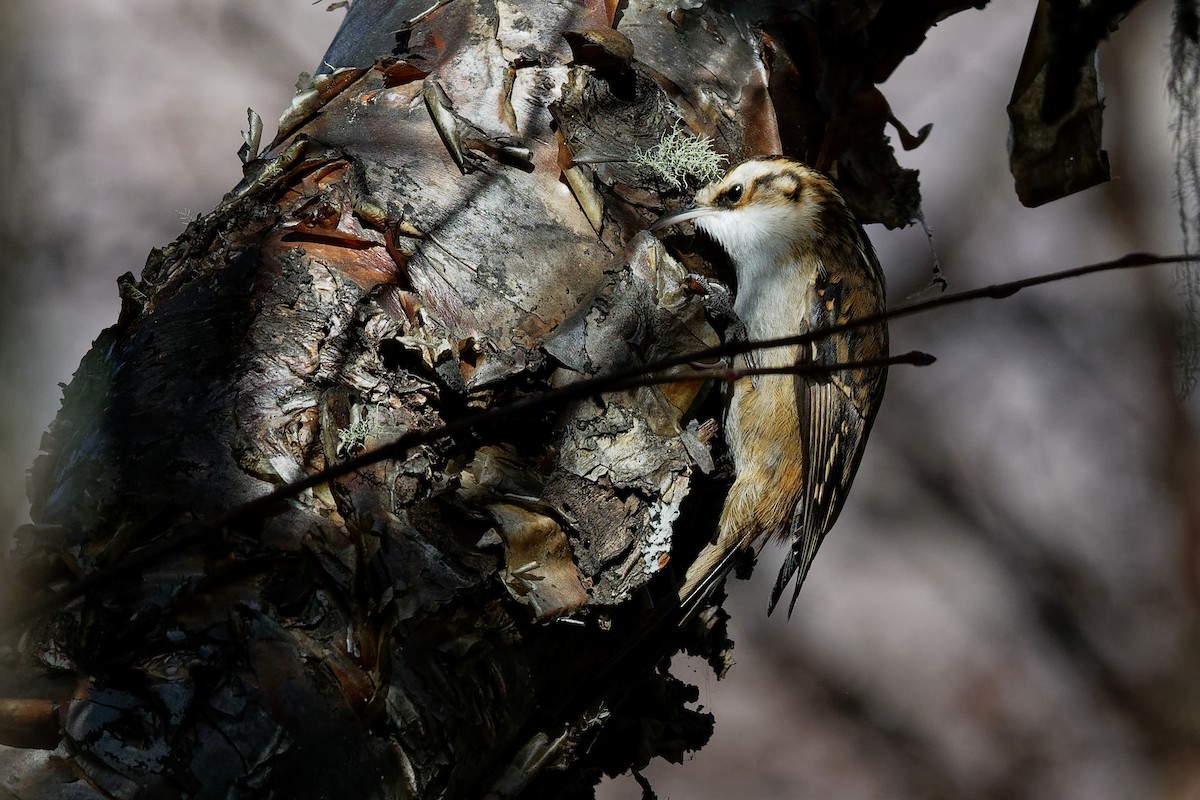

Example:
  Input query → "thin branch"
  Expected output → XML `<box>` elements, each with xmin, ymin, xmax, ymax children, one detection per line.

<box><xmin>225</xmin><ymin>352</ymin><xmax>935</xmax><ymax>524</ymax></box>
<box><xmin>682</xmin><ymin>251</ymin><xmax>1197</xmax><ymax>365</ymax></box>
<box><xmin>5</xmin><ymin>251</ymin><xmax>1193</xmax><ymax>630</ymax></box>
<box><xmin>2</xmin><ymin>353</ymin><xmax>932</xmax><ymax>632</ymax></box>
<box><xmin>230</xmin><ymin>252</ymin><xmax>1190</xmax><ymax>522</ymax></box>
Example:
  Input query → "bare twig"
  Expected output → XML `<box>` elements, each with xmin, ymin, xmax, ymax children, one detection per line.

<box><xmin>5</xmin><ymin>251</ymin><xmax>1193</xmax><ymax>630</ymax></box>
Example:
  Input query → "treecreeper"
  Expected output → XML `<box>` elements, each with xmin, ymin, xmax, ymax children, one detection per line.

<box><xmin>654</xmin><ymin>157</ymin><xmax>889</xmax><ymax>615</ymax></box>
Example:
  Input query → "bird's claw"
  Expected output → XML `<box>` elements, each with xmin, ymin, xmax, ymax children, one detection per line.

<box><xmin>684</xmin><ymin>273</ymin><xmax>759</xmax><ymax>379</ymax></box>
<box><xmin>685</xmin><ymin>273</ymin><xmax>739</xmax><ymax>329</ymax></box>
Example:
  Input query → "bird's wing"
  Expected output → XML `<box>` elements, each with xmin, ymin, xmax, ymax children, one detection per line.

<box><xmin>768</xmin><ymin>253</ymin><xmax>888</xmax><ymax>617</ymax></box>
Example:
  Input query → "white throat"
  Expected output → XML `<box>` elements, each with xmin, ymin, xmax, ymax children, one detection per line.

<box><xmin>693</xmin><ymin>202</ymin><xmax>817</xmax><ymax>342</ymax></box>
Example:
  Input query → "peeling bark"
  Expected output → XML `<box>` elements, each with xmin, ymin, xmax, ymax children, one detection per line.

<box><xmin>2</xmin><ymin>1</ymin><xmax>1008</xmax><ymax>797</ymax></box>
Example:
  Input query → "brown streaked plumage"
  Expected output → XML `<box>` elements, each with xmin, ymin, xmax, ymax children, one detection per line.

<box><xmin>653</xmin><ymin>157</ymin><xmax>888</xmax><ymax>615</ymax></box>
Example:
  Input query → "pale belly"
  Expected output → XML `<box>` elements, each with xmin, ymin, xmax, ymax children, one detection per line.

<box><xmin>719</xmin><ymin>351</ymin><xmax>805</xmax><ymax>543</ymax></box>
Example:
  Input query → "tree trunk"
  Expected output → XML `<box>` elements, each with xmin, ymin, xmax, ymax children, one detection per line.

<box><xmin>2</xmin><ymin>1</ymin><xmax>992</xmax><ymax>797</ymax></box>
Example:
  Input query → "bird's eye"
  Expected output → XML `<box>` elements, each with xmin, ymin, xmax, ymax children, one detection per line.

<box><xmin>724</xmin><ymin>184</ymin><xmax>744</xmax><ymax>204</ymax></box>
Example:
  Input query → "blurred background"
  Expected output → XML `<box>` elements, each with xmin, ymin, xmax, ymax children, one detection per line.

<box><xmin>2</xmin><ymin>1</ymin><xmax>1198</xmax><ymax>798</ymax></box>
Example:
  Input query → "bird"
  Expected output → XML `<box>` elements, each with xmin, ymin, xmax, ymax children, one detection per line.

<box><xmin>652</xmin><ymin>156</ymin><xmax>889</xmax><ymax>616</ymax></box>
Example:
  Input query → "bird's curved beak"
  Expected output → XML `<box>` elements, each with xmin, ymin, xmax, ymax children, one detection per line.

<box><xmin>651</xmin><ymin>205</ymin><xmax>714</xmax><ymax>232</ymax></box>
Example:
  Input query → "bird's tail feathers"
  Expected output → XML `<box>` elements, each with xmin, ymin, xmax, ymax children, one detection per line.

<box><xmin>766</xmin><ymin>533</ymin><xmax>822</xmax><ymax>617</ymax></box>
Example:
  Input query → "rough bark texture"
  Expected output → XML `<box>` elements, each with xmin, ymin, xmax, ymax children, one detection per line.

<box><xmin>1</xmin><ymin>0</ymin><xmax>1146</xmax><ymax>798</ymax></box>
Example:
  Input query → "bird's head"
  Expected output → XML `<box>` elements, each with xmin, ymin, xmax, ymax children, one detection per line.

<box><xmin>652</xmin><ymin>157</ymin><xmax>840</xmax><ymax>275</ymax></box>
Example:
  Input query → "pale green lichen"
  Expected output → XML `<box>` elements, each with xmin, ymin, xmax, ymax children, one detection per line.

<box><xmin>337</xmin><ymin>419</ymin><xmax>373</xmax><ymax>456</ymax></box>
<box><xmin>635</xmin><ymin>127</ymin><xmax>727</xmax><ymax>191</ymax></box>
